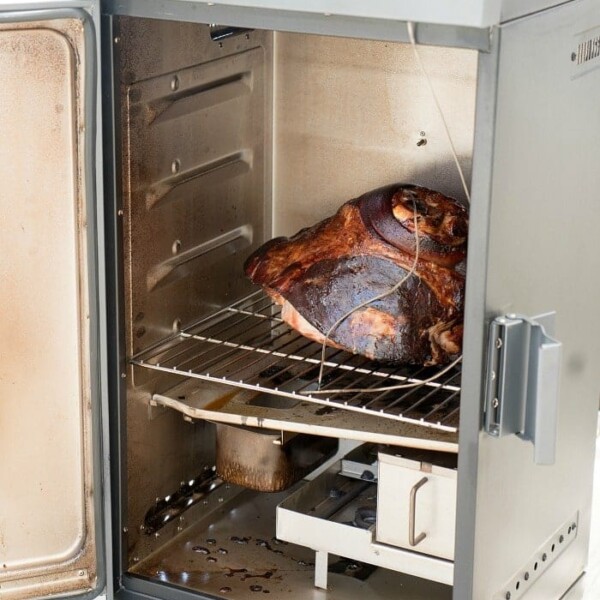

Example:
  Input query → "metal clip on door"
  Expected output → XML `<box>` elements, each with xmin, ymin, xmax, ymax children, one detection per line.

<box><xmin>408</xmin><ymin>477</ymin><xmax>428</xmax><ymax>546</ymax></box>
<box><xmin>484</xmin><ymin>312</ymin><xmax>561</xmax><ymax>465</ymax></box>
<box><xmin>209</xmin><ymin>24</ymin><xmax>253</xmax><ymax>41</ymax></box>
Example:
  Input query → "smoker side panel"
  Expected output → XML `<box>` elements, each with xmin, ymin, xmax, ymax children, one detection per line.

<box><xmin>459</xmin><ymin>1</ymin><xmax>600</xmax><ymax>598</ymax></box>
<box><xmin>110</xmin><ymin>17</ymin><xmax>275</xmax><ymax>567</ymax></box>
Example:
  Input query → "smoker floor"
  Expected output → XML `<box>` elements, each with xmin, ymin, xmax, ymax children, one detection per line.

<box><xmin>129</xmin><ymin>486</ymin><xmax>452</xmax><ymax>600</ymax></box>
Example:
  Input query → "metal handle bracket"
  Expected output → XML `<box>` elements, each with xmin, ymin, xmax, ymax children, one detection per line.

<box><xmin>408</xmin><ymin>476</ymin><xmax>428</xmax><ymax>546</ymax></box>
<box><xmin>484</xmin><ymin>312</ymin><xmax>562</xmax><ymax>465</ymax></box>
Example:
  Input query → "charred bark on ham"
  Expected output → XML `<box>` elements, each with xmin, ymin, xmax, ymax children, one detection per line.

<box><xmin>244</xmin><ymin>184</ymin><xmax>468</xmax><ymax>366</ymax></box>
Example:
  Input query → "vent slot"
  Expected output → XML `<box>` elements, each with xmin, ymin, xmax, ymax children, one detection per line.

<box><xmin>575</xmin><ymin>35</ymin><xmax>600</xmax><ymax>65</ymax></box>
<box><xmin>493</xmin><ymin>513</ymin><xmax>579</xmax><ymax>600</ymax></box>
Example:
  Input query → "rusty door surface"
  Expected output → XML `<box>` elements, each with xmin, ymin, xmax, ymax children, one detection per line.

<box><xmin>0</xmin><ymin>5</ymin><xmax>105</xmax><ymax>600</ymax></box>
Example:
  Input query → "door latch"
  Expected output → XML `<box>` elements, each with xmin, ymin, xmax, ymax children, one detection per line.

<box><xmin>484</xmin><ymin>313</ymin><xmax>561</xmax><ymax>465</ymax></box>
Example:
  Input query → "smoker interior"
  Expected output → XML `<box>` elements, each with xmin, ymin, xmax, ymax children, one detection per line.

<box><xmin>115</xmin><ymin>16</ymin><xmax>478</xmax><ymax>599</ymax></box>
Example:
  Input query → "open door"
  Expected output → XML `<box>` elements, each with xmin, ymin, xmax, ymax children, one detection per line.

<box><xmin>0</xmin><ymin>5</ymin><xmax>105</xmax><ymax>600</ymax></box>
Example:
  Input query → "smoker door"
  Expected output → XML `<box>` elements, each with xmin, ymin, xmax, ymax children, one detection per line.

<box><xmin>0</xmin><ymin>4</ymin><xmax>106</xmax><ymax>600</ymax></box>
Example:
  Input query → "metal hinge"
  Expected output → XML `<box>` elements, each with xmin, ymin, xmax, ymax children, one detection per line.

<box><xmin>484</xmin><ymin>312</ymin><xmax>562</xmax><ymax>465</ymax></box>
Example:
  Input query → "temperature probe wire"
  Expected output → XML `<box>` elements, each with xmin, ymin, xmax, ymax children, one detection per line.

<box><xmin>306</xmin><ymin>24</ymin><xmax>468</xmax><ymax>395</ymax></box>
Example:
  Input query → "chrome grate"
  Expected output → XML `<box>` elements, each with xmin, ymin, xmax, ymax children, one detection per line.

<box><xmin>131</xmin><ymin>292</ymin><xmax>461</xmax><ymax>432</ymax></box>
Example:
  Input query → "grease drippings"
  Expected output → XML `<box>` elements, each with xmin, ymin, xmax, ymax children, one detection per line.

<box><xmin>241</xmin><ymin>571</ymin><xmax>273</xmax><ymax>582</ymax></box>
<box><xmin>225</xmin><ymin>568</ymin><xmax>247</xmax><ymax>578</ymax></box>
<box><xmin>230</xmin><ymin>536</ymin><xmax>251</xmax><ymax>545</ymax></box>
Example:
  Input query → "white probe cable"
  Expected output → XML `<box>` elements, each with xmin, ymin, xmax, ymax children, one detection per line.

<box><xmin>314</xmin><ymin>196</ymin><xmax>420</xmax><ymax>389</ymax></box>
<box><xmin>407</xmin><ymin>21</ymin><xmax>471</xmax><ymax>204</ymax></box>
<box><xmin>306</xmin><ymin>354</ymin><xmax>462</xmax><ymax>396</ymax></box>
<box><xmin>307</xmin><ymin>25</ymin><xmax>468</xmax><ymax>394</ymax></box>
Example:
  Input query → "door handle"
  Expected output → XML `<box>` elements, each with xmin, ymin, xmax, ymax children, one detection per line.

<box><xmin>484</xmin><ymin>312</ymin><xmax>562</xmax><ymax>465</ymax></box>
<box><xmin>409</xmin><ymin>476</ymin><xmax>428</xmax><ymax>546</ymax></box>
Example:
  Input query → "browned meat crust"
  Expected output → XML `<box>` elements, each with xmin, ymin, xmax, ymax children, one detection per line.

<box><xmin>244</xmin><ymin>184</ymin><xmax>467</xmax><ymax>365</ymax></box>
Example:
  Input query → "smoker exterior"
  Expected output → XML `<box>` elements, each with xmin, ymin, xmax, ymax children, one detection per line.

<box><xmin>1</xmin><ymin>0</ymin><xmax>600</xmax><ymax>600</ymax></box>
<box><xmin>458</xmin><ymin>3</ymin><xmax>600</xmax><ymax>596</ymax></box>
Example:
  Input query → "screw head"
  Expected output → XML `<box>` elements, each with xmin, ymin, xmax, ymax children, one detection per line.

<box><xmin>171</xmin><ymin>75</ymin><xmax>179</xmax><ymax>92</ymax></box>
<box><xmin>505</xmin><ymin>592</ymin><xmax>511</xmax><ymax>599</ymax></box>
<box><xmin>492</xmin><ymin>398</ymin><xmax>499</xmax><ymax>409</ymax></box>
<box><xmin>559</xmin><ymin>535</ymin><xmax>564</xmax><ymax>543</ymax></box>
<box><xmin>78</xmin><ymin>570</ymin><xmax>85</xmax><ymax>577</ymax></box>
<box><xmin>122</xmin><ymin>527</ymin><xmax>129</xmax><ymax>533</ymax></box>
<box><xmin>495</xmin><ymin>338</ymin><xmax>503</xmax><ymax>349</ymax></box>
<box><xmin>542</xmin><ymin>553</ymin><xmax>547</xmax><ymax>561</ymax></box>
<box><xmin>524</xmin><ymin>571</ymin><xmax>529</xmax><ymax>581</ymax></box>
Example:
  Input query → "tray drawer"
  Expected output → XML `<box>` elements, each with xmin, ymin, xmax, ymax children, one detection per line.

<box><xmin>376</xmin><ymin>451</ymin><xmax>457</xmax><ymax>561</ymax></box>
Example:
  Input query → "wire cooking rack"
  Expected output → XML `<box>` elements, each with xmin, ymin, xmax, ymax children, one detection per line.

<box><xmin>131</xmin><ymin>291</ymin><xmax>461</xmax><ymax>432</ymax></box>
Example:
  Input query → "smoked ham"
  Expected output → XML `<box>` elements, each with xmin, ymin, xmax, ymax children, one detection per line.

<box><xmin>244</xmin><ymin>184</ymin><xmax>468</xmax><ymax>365</ymax></box>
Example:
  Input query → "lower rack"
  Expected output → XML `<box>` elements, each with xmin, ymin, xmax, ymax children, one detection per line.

<box><xmin>131</xmin><ymin>291</ymin><xmax>462</xmax><ymax>435</ymax></box>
